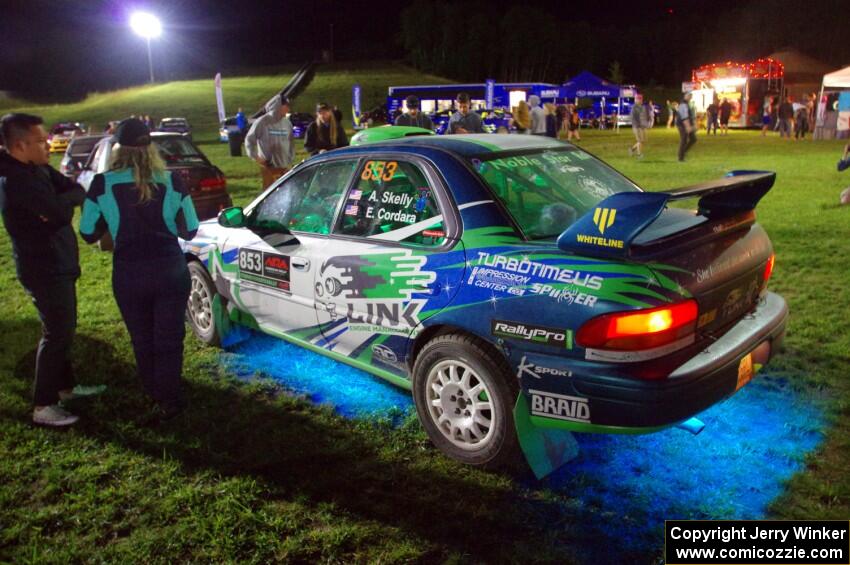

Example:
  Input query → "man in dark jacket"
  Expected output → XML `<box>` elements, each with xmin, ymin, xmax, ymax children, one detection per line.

<box><xmin>0</xmin><ymin>113</ymin><xmax>103</xmax><ymax>427</ymax></box>
<box><xmin>394</xmin><ymin>95</ymin><xmax>434</xmax><ymax>130</ymax></box>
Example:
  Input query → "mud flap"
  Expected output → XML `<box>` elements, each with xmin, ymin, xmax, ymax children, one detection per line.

<box><xmin>514</xmin><ymin>394</ymin><xmax>580</xmax><ymax>479</ymax></box>
<box><xmin>213</xmin><ymin>294</ymin><xmax>252</xmax><ymax>347</ymax></box>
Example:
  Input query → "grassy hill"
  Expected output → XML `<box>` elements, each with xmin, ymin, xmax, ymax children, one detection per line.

<box><xmin>0</xmin><ymin>66</ymin><xmax>849</xmax><ymax>562</ymax></box>
<box><xmin>0</xmin><ymin>61</ymin><xmax>451</xmax><ymax>137</ymax></box>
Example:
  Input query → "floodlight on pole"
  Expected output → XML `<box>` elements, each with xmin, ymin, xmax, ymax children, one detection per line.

<box><xmin>130</xmin><ymin>12</ymin><xmax>162</xmax><ymax>83</ymax></box>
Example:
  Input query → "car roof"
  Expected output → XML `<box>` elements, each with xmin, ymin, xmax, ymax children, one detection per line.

<box><xmin>333</xmin><ymin>133</ymin><xmax>566</xmax><ymax>158</ymax></box>
<box><xmin>160</xmin><ymin>117</ymin><xmax>188</xmax><ymax>122</ymax></box>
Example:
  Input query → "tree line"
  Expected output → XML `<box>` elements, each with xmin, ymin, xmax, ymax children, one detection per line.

<box><xmin>398</xmin><ymin>0</ymin><xmax>850</xmax><ymax>87</ymax></box>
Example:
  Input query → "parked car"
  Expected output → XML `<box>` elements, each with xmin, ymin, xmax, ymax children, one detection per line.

<box><xmin>59</xmin><ymin>134</ymin><xmax>107</xmax><ymax>179</ymax></box>
<box><xmin>181</xmin><ymin>133</ymin><xmax>787</xmax><ymax>473</ymax></box>
<box><xmin>289</xmin><ymin>112</ymin><xmax>314</xmax><ymax>139</ymax></box>
<box><xmin>79</xmin><ymin>132</ymin><xmax>231</xmax><ymax>221</ymax></box>
<box><xmin>219</xmin><ymin>116</ymin><xmax>241</xmax><ymax>142</ymax></box>
<box><xmin>157</xmin><ymin>117</ymin><xmax>192</xmax><ymax>140</ymax></box>
<box><xmin>48</xmin><ymin>122</ymin><xmax>85</xmax><ymax>153</ymax></box>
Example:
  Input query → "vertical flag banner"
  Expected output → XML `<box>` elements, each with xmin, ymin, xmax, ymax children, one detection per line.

<box><xmin>352</xmin><ymin>83</ymin><xmax>362</xmax><ymax>129</ymax></box>
<box><xmin>485</xmin><ymin>79</ymin><xmax>495</xmax><ymax>109</ymax></box>
<box><xmin>214</xmin><ymin>73</ymin><xmax>226</xmax><ymax>123</ymax></box>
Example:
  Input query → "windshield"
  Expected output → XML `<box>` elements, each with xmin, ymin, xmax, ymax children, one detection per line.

<box><xmin>472</xmin><ymin>147</ymin><xmax>639</xmax><ymax>239</ymax></box>
<box><xmin>154</xmin><ymin>137</ymin><xmax>206</xmax><ymax>165</ymax></box>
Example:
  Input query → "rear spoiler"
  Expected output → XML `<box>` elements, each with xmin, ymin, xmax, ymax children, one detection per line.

<box><xmin>557</xmin><ymin>171</ymin><xmax>775</xmax><ymax>259</ymax></box>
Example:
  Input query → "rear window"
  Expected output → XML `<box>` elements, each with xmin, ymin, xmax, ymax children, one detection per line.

<box><xmin>471</xmin><ymin>147</ymin><xmax>639</xmax><ymax>239</ymax></box>
<box><xmin>154</xmin><ymin>137</ymin><xmax>206</xmax><ymax>165</ymax></box>
<box><xmin>69</xmin><ymin>137</ymin><xmax>101</xmax><ymax>155</ymax></box>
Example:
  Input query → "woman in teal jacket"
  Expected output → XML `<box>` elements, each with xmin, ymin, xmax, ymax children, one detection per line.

<box><xmin>80</xmin><ymin>119</ymin><xmax>198</xmax><ymax>420</ymax></box>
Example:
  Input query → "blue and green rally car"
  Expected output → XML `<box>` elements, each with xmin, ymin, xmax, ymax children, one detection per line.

<box><xmin>181</xmin><ymin>132</ymin><xmax>787</xmax><ymax>475</ymax></box>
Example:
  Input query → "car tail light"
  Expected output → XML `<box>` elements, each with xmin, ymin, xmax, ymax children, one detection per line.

<box><xmin>763</xmin><ymin>253</ymin><xmax>775</xmax><ymax>283</ymax></box>
<box><xmin>199</xmin><ymin>177</ymin><xmax>226</xmax><ymax>192</ymax></box>
<box><xmin>577</xmin><ymin>299</ymin><xmax>698</xmax><ymax>351</ymax></box>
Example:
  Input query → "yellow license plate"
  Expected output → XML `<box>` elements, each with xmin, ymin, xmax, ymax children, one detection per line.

<box><xmin>736</xmin><ymin>353</ymin><xmax>754</xmax><ymax>390</ymax></box>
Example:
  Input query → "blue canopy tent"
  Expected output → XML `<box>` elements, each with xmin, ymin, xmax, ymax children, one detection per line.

<box><xmin>561</xmin><ymin>71</ymin><xmax>626</xmax><ymax>129</ymax></box>
<box><xmin>561</xmin><ymin>71</ymin><xmax>621</xmax><ymax>99</ymax></box>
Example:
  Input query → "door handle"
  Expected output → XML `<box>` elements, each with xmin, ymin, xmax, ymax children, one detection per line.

<box><xmin>291</xmin><ymin>257</ymin><xmax>310</xmax><ymax>271</ymax></box>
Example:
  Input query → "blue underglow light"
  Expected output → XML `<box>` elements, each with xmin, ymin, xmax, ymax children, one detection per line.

<box><xmin>221</xmin><ymin>334</ymin><xmax>824</xmax><ymax>560</ymax></box>
<box><xmin>222</xmin><ymin>334</ymin><xmax>414</xmax><ymax>418</ymax></box>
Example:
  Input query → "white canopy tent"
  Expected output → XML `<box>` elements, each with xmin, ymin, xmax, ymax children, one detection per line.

<box><xmin>815</xmin><ymin>65</ymin><xmax>850</xmax><ymax>139</ymax></box>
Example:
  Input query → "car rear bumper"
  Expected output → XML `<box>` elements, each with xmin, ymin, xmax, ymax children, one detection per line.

<box><xmin>519</xmin><ymin>292</ymin><xmax>788</xmax><ymax>432</ymax></box>
<box><xmin>192</xmin><ymin>193</ymin><xmax>232</xmax><ymax>221</ymax></box>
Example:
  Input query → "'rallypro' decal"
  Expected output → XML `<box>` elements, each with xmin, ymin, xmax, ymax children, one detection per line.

<box><xmin>492</xmin><ymin>320</ymin><xmax>573</xmax><ymax>349</ymax></box>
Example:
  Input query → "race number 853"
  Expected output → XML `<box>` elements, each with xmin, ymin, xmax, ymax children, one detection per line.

<box><xmin>361</xmin><ymin>160</ymin><xmax>398</xmax><ymax>181</ymax></box>
<box><xmin>239</xmin><ymin>249</ymin><xmax>262</xmax><ymax>274</ymax></box>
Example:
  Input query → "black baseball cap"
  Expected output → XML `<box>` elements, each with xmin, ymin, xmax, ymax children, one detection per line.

<box><xmin>316</xmin><ymin>102</ymin><xmax>331</xmax><ymax>112</ymax></box>
<box><xmin>405</xmin><ymin>95</ymin><xmax>420</xmax><ymax>108</ymax></box>
<box><xmin>115</xmin><ymin>118</ymin><xmax>150</xmax><ymax>147</ymax></box>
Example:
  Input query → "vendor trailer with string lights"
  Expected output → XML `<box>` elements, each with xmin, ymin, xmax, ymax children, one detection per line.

<box><xmin>686</xmin><ymin>58</ymin><xmax>785</xmax><ymax>128</ymax></box>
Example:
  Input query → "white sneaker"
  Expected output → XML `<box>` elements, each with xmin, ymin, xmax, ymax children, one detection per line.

<box><xmin>33</xmin><ymin>405</ymin><xmax>79</xmax><ymax>427</ymax></box>
<box><xmin>59</xmin><ymin>384</ymin><xmax>107</xmax><ymax>402</ymax></box>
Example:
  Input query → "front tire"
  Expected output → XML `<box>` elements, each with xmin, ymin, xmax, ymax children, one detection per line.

<box><xmin>412</xmin><ymin>333</ymin><xmax>521</xmax><ymax>469</ymax></box>
<box><xmin>186</xmin><ymin>261</ymin><xmax>220</xmax><ymax>346</ymax></box>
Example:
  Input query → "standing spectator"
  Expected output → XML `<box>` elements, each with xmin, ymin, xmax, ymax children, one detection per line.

<box><xmin>245</xmin><ymin>93</ymin><xmax>295</xmax><ymax>189</ymax></box>
<box><xmin>79</xmin><ymin>118</ymin><xmax>197</xmax><ymax>422</ymax></box>
<box><xmin>718</xmin><ymin>98</ymin><xmax>733</xmax><ymax>135</ymax></box>
<box><xmin>0</xmin><ymin>113</ymin><xmax>104</xmax><ymax>427</ymax></box>
<box><xmin>666</xmin><ymin>99</ymin><xmax>677</xmax><ymax>128</ymax></box>
<box><xmin>807</xmin><ymin>92</ymin><xmax>816</xmax><ymax>137</ymax></box>
<box><xmin>555</xmin><ymin>104</ymin><xmax>569</xmax><ymax>139</ymax></box>
<box><xmin>761</xmin><ymin>96</ymin><xmax>772</xmax><ymax>136</ymax></box>
<box><xmin>395</xmin><ymin>95</ymin><xmax>434</xmax><ymax>130</ymax></box>
<box><xmin>777</xmin><ymin>96</ymin><xmax>794</xmax><ymax>139</ymax></box>
<box><xmin>304</xmin><ymin>102</ymin><xmax>348</xmax><ymax>156</ymax></box>
<box><xmin>528</xmin><ymin>95</ymin><xmax>547</xmax><ymax>135</ymax></box>
<box><xmin>446</xmin><ymin>92</ymin><xmax>484</xmax><ymax>134</ymax></box>
<box><xmin>706</xmin><ymin>99</ymin><xmax>719</xmax><ymax>135</ymax></box>
<box><xmin>567</xmin><ymin>104</ymin><xmax>581</xmax><ymax>141</ymax></box>
<box><xmin>235</xmin><ymin>107</ymin><xmax>247</xmax><ymax>135</ymax></box>
<box><xmin>676</xmin><ymin>93</ymin><xmax>697</xmax><ymax>162</ymax></box>
<box><xmin>544</xmin><ymin>103</ymin><xmax>558</xmax><ymax>138</ymax></box>
<box><xmin>629</xmin><ymin>95</ymin><xmax>651</xmax><ymax>158</ymax></box>
<box><xmin>511</xmin><ymin>100</ymin><xmax>530</xmax><ymax>134</ymax></box>
<box><xmin>647</xmin><ymin>100</ymin><xmax>657</xmax><ymax>127</ymax></box>
<box><xmin>794</xmin><ymin>103</ymin><xmax>809</xmax><ymax>140</ymax></box>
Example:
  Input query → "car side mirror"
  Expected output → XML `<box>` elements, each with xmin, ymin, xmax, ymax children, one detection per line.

<box><xmin>218</xmin><ymin>206</ymin><xmax>247</xmax><ymax>228</ymax></box>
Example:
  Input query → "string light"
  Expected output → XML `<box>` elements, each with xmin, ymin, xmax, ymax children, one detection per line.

<box><xmin>691</xmin><ymin>57</ymin><xmax>784</xmax><ymax>83</ymax></box>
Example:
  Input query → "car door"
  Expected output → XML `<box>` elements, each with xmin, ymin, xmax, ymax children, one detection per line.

<box><xmin>77</xmin><ymin>138</ymin><xmax>111</xmax><ymax>191</ymax></box>
<box><xmin>312</xmin><ymin>155</ymin><xmax>465</xmax><ymax>374</ymax></box>
<box><xmin>227</xmin><ymin>159</ymin><xmax>359</xmax><ymax>336</ymax></box>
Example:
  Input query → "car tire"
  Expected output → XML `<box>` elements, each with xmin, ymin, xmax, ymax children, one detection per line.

<box><xmin>412</xmin><ymin>333</ymin><xmax>521</xmax><ymax>469</ymax></box>
<box><xmin>186</xmin><ymin>260</ymin><xmax>220</xmax><ymax>346</ymax></box>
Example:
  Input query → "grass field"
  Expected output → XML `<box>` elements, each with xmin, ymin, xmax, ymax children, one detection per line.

<box><xmin>1</xmin><ymin>65</ymin><xmax>848</xmax><ymax>563</ymax></box>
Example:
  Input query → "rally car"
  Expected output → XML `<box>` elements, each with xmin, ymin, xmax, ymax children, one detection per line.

<box><xmin>48</xmin><ymin>122</ymin><xmax>85</xmax><ymax>153</ymax></box>
<box><xmin>182</xmin><ymin>133</ymin><xmax>787</xmax><ymax>474</ymax></box>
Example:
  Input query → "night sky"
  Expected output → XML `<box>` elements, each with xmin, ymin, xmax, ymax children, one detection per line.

<box><xmin>1</xmin><ymin>0</ymin><xmax>847</xmax><ymax>101</ymax></box>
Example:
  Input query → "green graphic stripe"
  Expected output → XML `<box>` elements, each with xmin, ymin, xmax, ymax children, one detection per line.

<box><xmin>261</xmin><ymin>325</ymin><xmax>412</xmax><ymax>391</ymax></box>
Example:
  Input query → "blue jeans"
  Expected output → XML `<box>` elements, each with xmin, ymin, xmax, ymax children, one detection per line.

<box><xmin>113</xmin><ymin>256</ymin><xmax>190</xmax><ymax>409</ymax></box>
